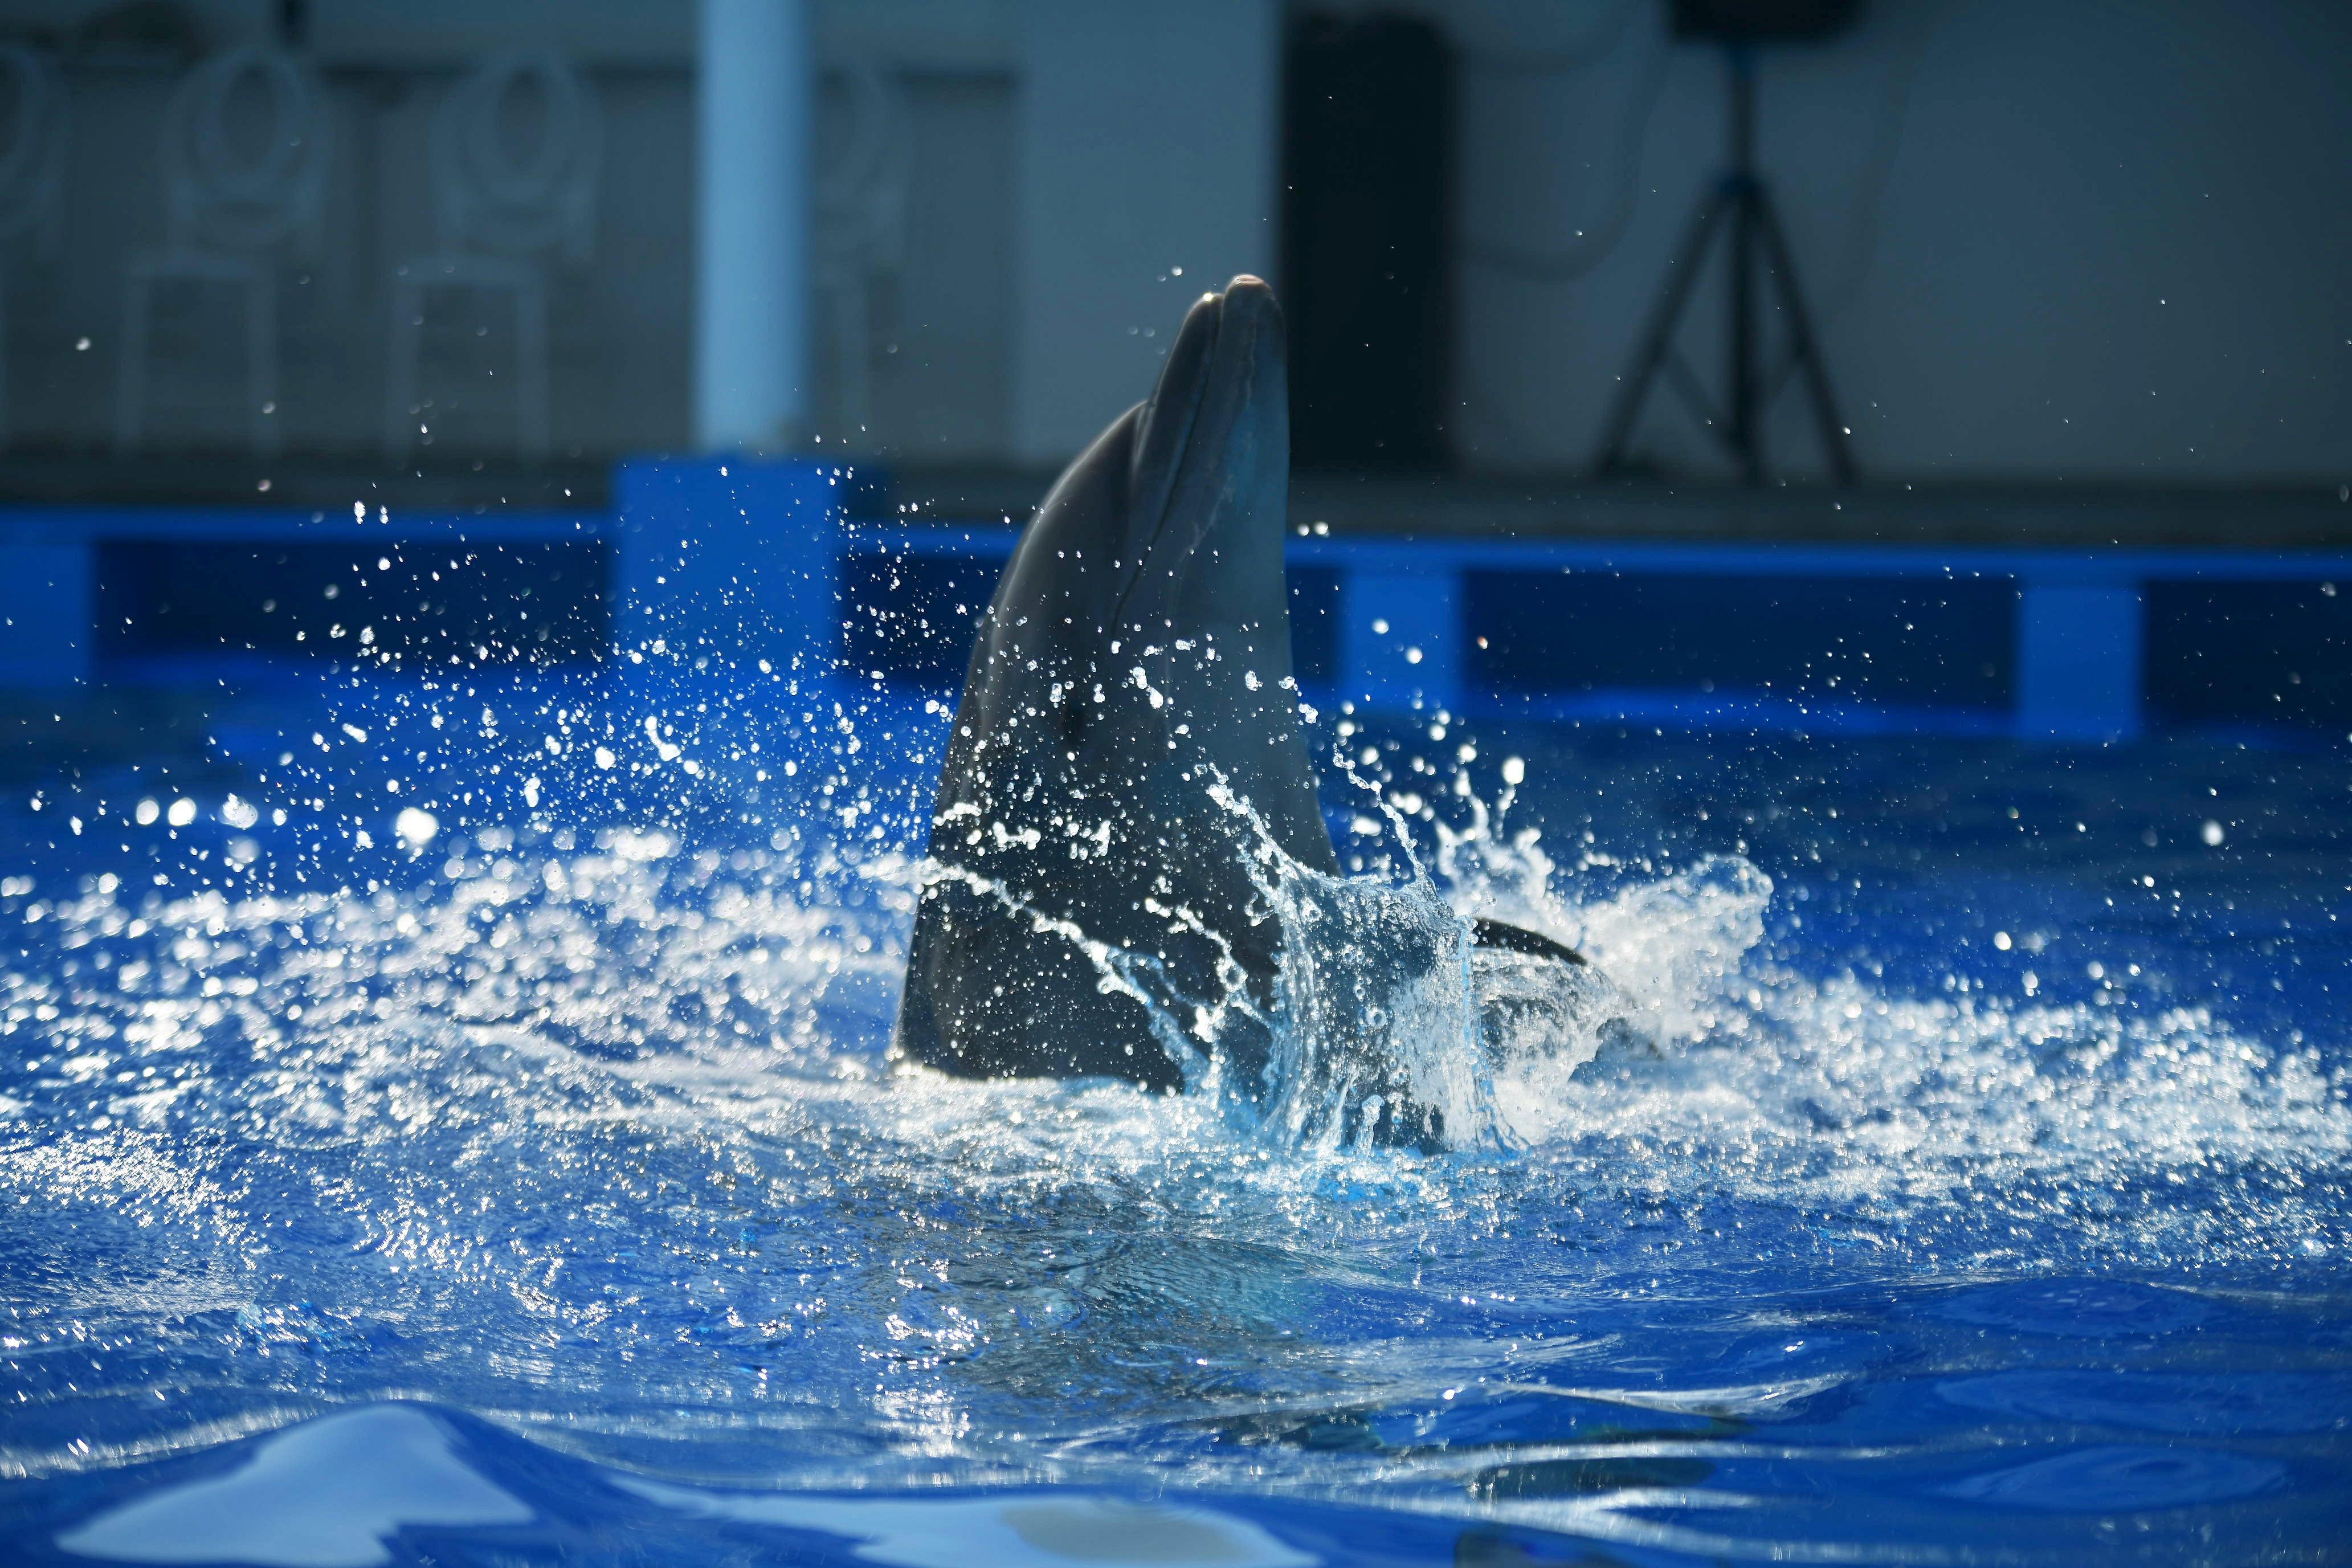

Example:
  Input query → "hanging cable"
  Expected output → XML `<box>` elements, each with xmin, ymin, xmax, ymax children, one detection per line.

<box><xmin>1459</xmin><ymin>7</ymin><xmax>1673</xmax><ymax>281</ymax></box>
<box><xmin>1819</xmin><ymin>0</ymin><xmax>1943</xmax><ymax>321</ymax></box>
<box><xmin>1460</xmin><ymin>0</ymin><xmax>1643</xmax><ymax>75</ymax></box>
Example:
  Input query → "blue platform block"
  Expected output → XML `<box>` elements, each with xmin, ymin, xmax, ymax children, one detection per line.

<box><xmin>2016</xmin><ymin>581</ymin><xmax>2143</xmax><ymax>741</ymax></box>
<box><xmin>0</xmin><ymin>524</ymin><xmax>93</xmax><ymax>687</ymax></box>
<box><xmin>612</xmin><ymin>458</ymin><xmax>846</xmax><ymax>683</ymax></box>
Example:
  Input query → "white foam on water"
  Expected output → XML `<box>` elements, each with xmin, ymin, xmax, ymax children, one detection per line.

<box><xmin>5</xmin><ymin>745</ymin><xmax>2346</xmax><ymax>1287</ymax></box>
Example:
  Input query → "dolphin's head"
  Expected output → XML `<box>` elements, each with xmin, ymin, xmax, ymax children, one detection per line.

<box><xmin>998</xmin><ymin>277</ymin><xmax>1291</xmax><ymax>658</ymax></box>
<box><xmin>1112</xmin><ymin>275</ymin><xmax>1289</xmax><ymax>634</ymax></box>
<box><xmin>956</xmin><ymin>275</ymin><xmax>1331</xmax><ymax>871</ymax></box>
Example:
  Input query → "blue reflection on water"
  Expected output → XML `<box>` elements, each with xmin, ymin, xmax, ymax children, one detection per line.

<box><xmin>1</xmin><ymin>665</ymin><xmax>2346</xmax><ymax>1565</ymax></box>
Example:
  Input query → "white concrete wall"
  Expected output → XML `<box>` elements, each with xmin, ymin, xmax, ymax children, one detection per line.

<box><xmin>6</xmin><ymin>0</ymin><xmax>2346</xmax><ymax>485</ymax></box>
<box><xmin>1438</xmin><ymin>0</ymin><xmax>2352</xmax><ymax>483</ymax></box>
<box><xmin>0</xmin><ymin>1</ymin><xmax>1016</xmax><ymax>463</ymax></box>
<box><xmin>1009</xmin><ymin>0</ymin><xmax>1280</xmax><ymax>465</ymax></box>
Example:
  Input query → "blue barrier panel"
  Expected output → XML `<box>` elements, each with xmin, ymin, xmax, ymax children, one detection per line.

<box><xmin>2146</xmin><ymin>578</ymin><xmax>2352</xmax><ymax>734</ymax></box>
<box><xmin>1</xmin><ymin>503</ymin><xmax>602</xmax><ymax>685</ymax></box>
<box><xmin>1467</xmin><ymin>570</ymin><xmax>2018</xmax><ymax>713</ymax></box>
<box><xmin>5</xmin><ymin>487</ymin><xmax>2346</xmax><ymax>746</ymax></box>
<box><xmin>98</xmin><ymin>537</ymin><xmax>609</xmax><ymax>667</ymax></box>
<box><xmin>839</xmin><ymin>525</ymin><xmax>2352</xmax><ymax>742</ymax></box>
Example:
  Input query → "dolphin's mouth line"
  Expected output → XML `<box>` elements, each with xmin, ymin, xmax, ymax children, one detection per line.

<box><xmin>1100</xmin><ymin>454</ymin><xmax>1175</xmax><ymax>654</ymax></box>
<box><xmin>1104</xmin><ymin>295</ymin><xmax>1232</xmax><ymax>643</ymax></box>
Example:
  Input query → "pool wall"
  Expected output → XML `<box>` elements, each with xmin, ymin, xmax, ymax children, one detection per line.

<box><xmin>4</xmin><ymin>457</ymin><xmax>2347</xmax><ymax>744</ymax></box>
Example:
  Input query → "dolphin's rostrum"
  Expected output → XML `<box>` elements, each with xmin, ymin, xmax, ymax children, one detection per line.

<box><xmin>893</xmin><ymin>276</ymin><xmax>1584</xmax><ymax>1126</ymax></box>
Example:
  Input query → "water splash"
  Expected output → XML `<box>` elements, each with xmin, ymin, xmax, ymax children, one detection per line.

<box><xmin>922</xmin><ymin>762</ymin><xmax>1651</xmax><ymax>1155</ymax></box>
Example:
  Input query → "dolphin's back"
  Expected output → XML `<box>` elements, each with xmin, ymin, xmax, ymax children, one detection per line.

<box><xmin>896</xmin><ymin>281</ymin><xmax>1334</xmax><ymax>1091</ymax></box>
<box><xmin>898</xmin><ymin>406</ymin><xmax>1194</xmax><ymax>1087</ymax></box>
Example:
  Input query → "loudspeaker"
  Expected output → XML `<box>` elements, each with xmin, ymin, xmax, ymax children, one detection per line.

<box><xmin>1281</xmin><ymin>14</ymin><xmax>1455</xmax><ymax>471</ymax></box>
<box><xmin>1670</xmin><ymin>0</ymin><xmax>1863</xmax><ymax>43</ymax></box>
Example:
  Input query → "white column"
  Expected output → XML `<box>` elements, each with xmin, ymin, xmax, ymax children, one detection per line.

<box><xmin>695</xmin><ymin>0</ymin><xmax>812</xmax><ymax>452</ymax></box>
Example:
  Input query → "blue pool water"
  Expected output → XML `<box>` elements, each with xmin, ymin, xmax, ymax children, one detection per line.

<box><xmin>1</xmin><ymin>664</ymin><xmax>2347</xmax><ymax>1565</ymax></box>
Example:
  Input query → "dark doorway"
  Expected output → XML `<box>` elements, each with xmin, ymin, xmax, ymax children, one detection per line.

<box><xmin>1281</xmin><ymin>14</ymin><xmax>1455</xmax><ymax>472</ymax></box>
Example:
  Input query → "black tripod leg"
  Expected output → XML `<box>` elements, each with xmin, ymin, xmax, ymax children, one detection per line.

<box><xmin>1594</xmin><ymin>185</ymin><xmax>1732</xmax><ymax>476</ymax></box>
<box><xmin>1752</xmin><ymin>189</ymin><xmax>1857</xmax><ymax>485</ymax></box>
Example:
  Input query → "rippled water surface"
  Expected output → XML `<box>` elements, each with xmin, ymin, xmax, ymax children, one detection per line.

<box><xmin>2</xmin><ymin>669</ymin><xmax>2347</xmax><ymax>1565</ymax></box>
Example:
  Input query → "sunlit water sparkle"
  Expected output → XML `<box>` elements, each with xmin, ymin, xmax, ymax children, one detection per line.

<box><xmin>2</xmin><ymin>668</ymin><xmax>2347</xmax><ymax>1565</ymax></box>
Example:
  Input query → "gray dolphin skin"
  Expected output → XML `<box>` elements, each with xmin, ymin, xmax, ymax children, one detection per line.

<box><xmin>893</xmin><ymin>275</ymin><xmax>1581</xmax><ymax>1113</ymax></box>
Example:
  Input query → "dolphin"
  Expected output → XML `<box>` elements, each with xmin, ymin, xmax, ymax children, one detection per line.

<box><xmin>892</xmin><ymin>276</ymin><xmax>1586</xmax><ymax>1126</ymax></box>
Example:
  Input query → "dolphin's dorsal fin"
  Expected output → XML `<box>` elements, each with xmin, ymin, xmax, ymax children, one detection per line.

<box><xmin>1469</xmin><ymin>917</ymin><xmax>1587</xmax><ymax>966</ymax></box>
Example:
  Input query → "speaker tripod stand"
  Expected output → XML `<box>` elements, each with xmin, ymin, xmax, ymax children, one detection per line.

<box><xmin>1595</xmin><ymin>44</ymin><xmax>1855</xmax><ymax>485</ymax></box>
